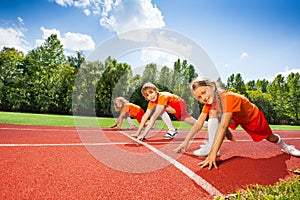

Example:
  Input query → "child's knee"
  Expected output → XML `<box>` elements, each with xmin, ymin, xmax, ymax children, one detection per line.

<box><xmin>165</xmin><ymin>106</ymin><xmax>176</xmax><ymax>114</ymax></box>
<box><xmin>266</xmin><ymin>133</ymin><xmax>279</xmax><ymax>143</ymax></box>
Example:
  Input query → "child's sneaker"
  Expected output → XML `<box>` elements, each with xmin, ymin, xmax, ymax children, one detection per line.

<box><xmin>193</xmin><ymin>146</ymin><xmax>220</xmax><ymax>157</ymax></box>
<box><xmin>128</xmin><ymin>125</ymin><xmax>137</xmax><ymax>130</ymax></box>
<box><xmin>282</xmin><ymin>145</ymin><xmax>300</xmax><ymax>157</ymax></box>
<box><xmin>163</xmin><ymin>129</ymin><xmax>178</xmax><ymax>139</ymax></box>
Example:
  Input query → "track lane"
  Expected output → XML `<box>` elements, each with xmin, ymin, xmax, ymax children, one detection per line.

<box><xmin>0</xmin><ymin>124</ymin><xmax>299</xmax><ymax>199</ymax></box>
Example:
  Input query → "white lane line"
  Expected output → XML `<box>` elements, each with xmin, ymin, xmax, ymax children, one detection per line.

<box><xmin>0</xmin><ymin>142</ymin><xmax>128</xmax><ymax>147</ymax></box>
<box><xmin>119</xmin><ymin>131</ymin><xmax>224</xmax><ymax>198</ymax></box>
<box><xmin>1</xmin><ymin>137</ymin><xmax>300</xmax><ymax>147</ymax></box>
<box><xmin>0</xmin><ymin>127</ymin><xmax>90</xmax><ymax>132</ymax></box>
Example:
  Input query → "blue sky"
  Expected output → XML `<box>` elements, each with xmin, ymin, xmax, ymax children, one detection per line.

<box><xmin>1</xmin><ymin>0</ymin><xmax>300</xmax><ymax>82</ymax></box>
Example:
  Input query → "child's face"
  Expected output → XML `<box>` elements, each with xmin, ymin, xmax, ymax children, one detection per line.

<box><xmin>192</xmin><ymin>85</ymin><xmax>215</xmax><ymax>105</ymax></box>
<box><xmin>114</xmin><ymin>100</ymin><xmax>123</xmax><ymax>108</ymax></box>
<box><xmin>144</xmin><ymin>89</ymin><xmax>158</xmax><ymax>102</ymax></box>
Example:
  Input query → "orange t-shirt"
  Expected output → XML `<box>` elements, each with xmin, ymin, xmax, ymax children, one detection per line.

<box><xmin>147</xmin><ymin>92</ymin><xmax>181</xmax><ymax>110</ymax></box>
<box><xmin>202</xmin><ymin>91</ymin><xmax>260</xmax><ymax>125</ymax></box>
<box><xmin>120</xmin><ymin>103</ymin><xmax>142</xmax><ymax>118</ymax></box>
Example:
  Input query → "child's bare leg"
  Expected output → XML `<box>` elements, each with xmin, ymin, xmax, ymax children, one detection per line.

<box><xmin>183</xmin><ymin>117</ymin><xmax>196</xmax><ymax>125</ymax></box>
<box><xmin>126</xmin><ymin>117</ymin><xmax>137</xmax><ymax>129</ymax></box>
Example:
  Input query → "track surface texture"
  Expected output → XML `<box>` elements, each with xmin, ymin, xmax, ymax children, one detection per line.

<box><xmin>1</xmin><ymin>124</ymin><xmax>299</xmax><ymax>200</ymax></box>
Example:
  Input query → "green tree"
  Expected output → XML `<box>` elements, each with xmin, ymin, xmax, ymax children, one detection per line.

<box><xmin>96</xmin><ymin>57</ymin><xmax>132</xmax><ymax>116</ymax></box>
<box><xmin>248</xmin><ymin>90</ymin><xmax>274</xmax><ymax>122</ymax></box>
<box><xmin>158</xmin><ymin>66</ymin><xmax>172</xmax><ymax>88</ymax></box>
<box><xmin>0</xmin><ymin>47</ymin><xmax>25</xmax><ymax>110</ymax></box>
<box><xmin>286</xmin><ymin>72</ymin><xmax>300</xmax><ymax>124</ymax></box>
<box><xmin>256</xmin><ymin>79</ymin><xmax>269</xmax><ymax>93</ymax></box>
<box><xmin>73</xmin><ymin>60</ymin><xmax>104</xmax><ymax>116</ymax></box>
<box><xmin>246</xmin><ymin>80</ymin><xmax>256</xmax><ymax>91</ymax></box>
<box><xmin>23</xmin><ymin>34</ymin><xmax>66</xmax><ymax>112</ymax></box>
<box><xmin>141</xmin><ymin>63</ymin><xmax>158</xmax><ymax>84</ymax></box>
<box><xmin>267</xmin><ymin>74</ymin><xmax>288</xmax><ymax>124</ymax></box>
<box><xmin>226</xmin><ymin>73</ymin><xmax>247</xmax><ymax>96</ymax></box>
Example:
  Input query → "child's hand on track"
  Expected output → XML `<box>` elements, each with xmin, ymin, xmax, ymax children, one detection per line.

<box><xmin>173</xmin><ymin>143</ymin><xmax>187</xmax><ymax>153</ymax></box>
<box><xmin>110</xmin><ymin>124</ymin><xmax>117</xmax><ymax>128</ymax></box>
<box><xmin>198</xmin><ymin>154</ymin><xmax>218</xmax><ymax>170</ymax></box>
<box><xmin>137</xmin><ymin>133</ymin><xmax>146</xmax><ymax>141</ymax></box>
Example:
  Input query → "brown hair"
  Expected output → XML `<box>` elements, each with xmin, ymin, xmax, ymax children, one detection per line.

<box><xmin>113</xmin><ymin>97</ymin><xmax>129</xmax><ymax>112</ymax></box>
<box><xmin>191</xmin><ymin>77</ymin><xmax>223</xmax><ymax>116</ymax></box>
<box><xmin>141</xmin><ymin>82</ymin><xmax>158</xmax><ymax>99</ymax></box>
<box><xmin>190</xmin><ymin>77</ymin><xmax>214</xmax><ymax>91</ymax></box>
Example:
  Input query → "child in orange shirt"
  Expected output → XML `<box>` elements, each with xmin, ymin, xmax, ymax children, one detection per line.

<box><xmin>174</xmin><ymin>77</ymin><xmax>300</xmax><ymax>170</ymax></box>
<box><xmin>133</xmin><ymin>82</ymin><xmax>201</xmax><ymax>140</ymax></box>
<box><xmin>111</xmin><ymin>97</ymin><xmax>144</xmax><ymax>129</ymax></box>
<box><xmin>111</xmin><ymin>97</ymin><xmax>175</xmax><ymax>131</ymax></box>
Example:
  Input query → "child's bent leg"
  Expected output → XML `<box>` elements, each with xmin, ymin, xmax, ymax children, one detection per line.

<box><xmin>161</xmin><ymin>111</ymin><xmax>178</xmax><ymax>139</ymax></box>
<box><xmin>183</xmin><ymin>117</ymin><xmax>196</xmax><ymax>125</ymax></box>
<box><xmin>193</xmin><ymin>109</ymin><xmax>220</xmax><ymax>157</ymax></box>
<box><xmin>267</xmin><ymin>133</ymin><xmax>300</xmax><ymax>157</ymax></box>
<box><xmin>126</xmin><ymin>117</ymin><xmax>137</xmax><ymax>129</ymax></box>
<box><xmin>160</xmin><ymin>111</ymin><xmax>176</xmax><ymax>131</ymax></box>
<box><xmin>203</xmin><ymin>121</ymin><xmax>208</xmax><ymax>128</ymax></box>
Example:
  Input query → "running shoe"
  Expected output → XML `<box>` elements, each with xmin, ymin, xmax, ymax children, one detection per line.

<box><xmin>282</xmin><ymin>145</ymin><xmax>300</xmax><ymax>157</ymax></box>
<box><xmin>163</xmin><ymin>129</ymin><xmax>178</xmax><ymax>139</ymax></box>
<box><xmin>193</xmin><ymin>146</ymin><xmax>220</xmax><ymax>157</ymax></box>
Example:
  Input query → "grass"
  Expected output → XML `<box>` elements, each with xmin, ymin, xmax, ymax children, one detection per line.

<box><xmin>1</xmin><ymin>111</ymin><xmax>299</xmax><ymax>199</ymax></box>
<box><xmin>1</xmin><ymin>111</ymin><xmax>300</xmax><ymax>130</ymax></box>
<box><xmin>215</xmin><ymin>175</ymin><xmax>300</xmax><ymax>200</ymax></box>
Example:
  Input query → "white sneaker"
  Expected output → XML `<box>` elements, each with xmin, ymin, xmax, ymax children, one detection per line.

<box><xmin>282</xmin><ymin>145</ymin><xmax>300</xmax><ymax>157</ymax></box>
<box><xmin>163</xmin><ymin>129</ymin><xmax>178</xmax><ymax>139</ymax></box>
<box><xmin>128</xmin><ymin>125</ymin><xmax>137</xmax><ymax>130</ymax></box>
<box><xmin>193</xmin><ymin>146</ymin><xmax>220</xmax><ymax>157</ymax></box>
<box><xmin>200</xmin><ymin>142</ymin><xmax>208</xmax><ymax>148</ymax></box>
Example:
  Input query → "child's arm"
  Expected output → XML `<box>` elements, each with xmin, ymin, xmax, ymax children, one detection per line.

<box><xmin>174</xmin><ymin>112</ymin><xmax>208</xmax><ymax>153</ymax></box>
<box><xmin>137</xmin><ymin>105</ymin><xmax>165</xmax><ymax>140</ymax></box>
<box><xmin>111</xmin><ymin>112</ymin><xmax>126</xmax><ymax>128</ymax></box>
<box><xmin>110</xmin><ymin>123</ymin><xmax>117</xmax><ymax>128</ymax></box>
<box><xmin>132</xmin><ymin>108</ymin><xmax>152</xmax><ymax>137</ymax></box>
<box><xmin>199</xmin><ymin>112</ymin><xmax>233</xmax><ymax>170</ymax></box>
<box><xmin>116</xmin><ymin>112</ymin><xmax>128</xmax><ymax>128</ymax></box>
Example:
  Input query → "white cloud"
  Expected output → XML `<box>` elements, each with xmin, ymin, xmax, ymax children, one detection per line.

<box><xmin>0</xmin><ymin>26</ymin><xmax>31</xmax><ymax>53</ymax></box>
<box><xmin>83</xmin><ymin>9</ymin><xmax>91</xmax><ymax>16</ymax></box>
<box><xmin>36</xmin><ymin>26</ymin><xmax>95</xmax><ymax>52</ymax></box>
<box><xmin>141</xmin><ymin>49</ymin><xmax>178</xmax><ymax>68</ymax></box>
<box><xmin>64</xmin><ymin>32</ymin><xmax>95</xmax><ymax>51</ymax></box>
<box><xmin>40</xmin><ymin>26</ymin><xmax>62</xmax><ymax>40</ymax></box>
<box><xmin>224</xmin><ymin>63</ymin><xmax>230</xmax><ymax>68</ymax></box>
<box><xmin>240</xmin><ymin>52</ymin><xmax>248</xmax><ymax>59</ymax></box>
<box><xmin>53</xmin><ymin>0</ymin><xmax>165</xmax><ymax>34</ymax></box>
<box><xmin>267</xmin><ymin>68</ymin><xmax>300</xmax><ymax>81</ymax></box>
<box><xmin>17</xmin><ymin>17</ymin><xmax>24</xmax><ymax>25</ymax></box>
<box><xmin>278</xmin><ymin>68</ymin><xmax>300</xmax><ymax>78</ymax></box>
<box><xmin>100</xmin><ymin>0</ymin><xmax>165</xmax><ymax>34</ymax></box>
<box><xmin>53</xmin><ymin>0</ymin><xmax>74</xmax><ymax>7</ymax></box>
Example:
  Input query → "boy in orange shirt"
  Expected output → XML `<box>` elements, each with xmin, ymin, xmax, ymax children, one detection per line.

<box><xmin>111</xmin><ymin>97</ymin><xmax>175</xmax><ymax>131</ymax></box>
<box><xmin>133</xmin><ymin>82</ymin><xmax>200</xmax><ymax>140</ymax></box>
<box><xmin>174</xmin><ymin>77</ymin><xmax>300</xmax><ymax>170</ymax></box>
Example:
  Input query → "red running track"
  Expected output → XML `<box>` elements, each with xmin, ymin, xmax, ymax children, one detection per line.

<box><xmin>0</xmin><ymin>124</ymin><xmax>299</xmax><ymax>200</ymax></box>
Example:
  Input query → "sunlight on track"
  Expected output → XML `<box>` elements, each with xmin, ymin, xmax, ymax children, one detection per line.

<box><xmin>119</xmin><ymin>131</ymin><xmax>224</xmax><ymax>198</ymax></box>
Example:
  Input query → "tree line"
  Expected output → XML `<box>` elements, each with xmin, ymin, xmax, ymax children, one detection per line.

<box><xmin>0</xmin><ymin>34</ymin><xmax>299</xmax><ymax>125</ymax></box>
